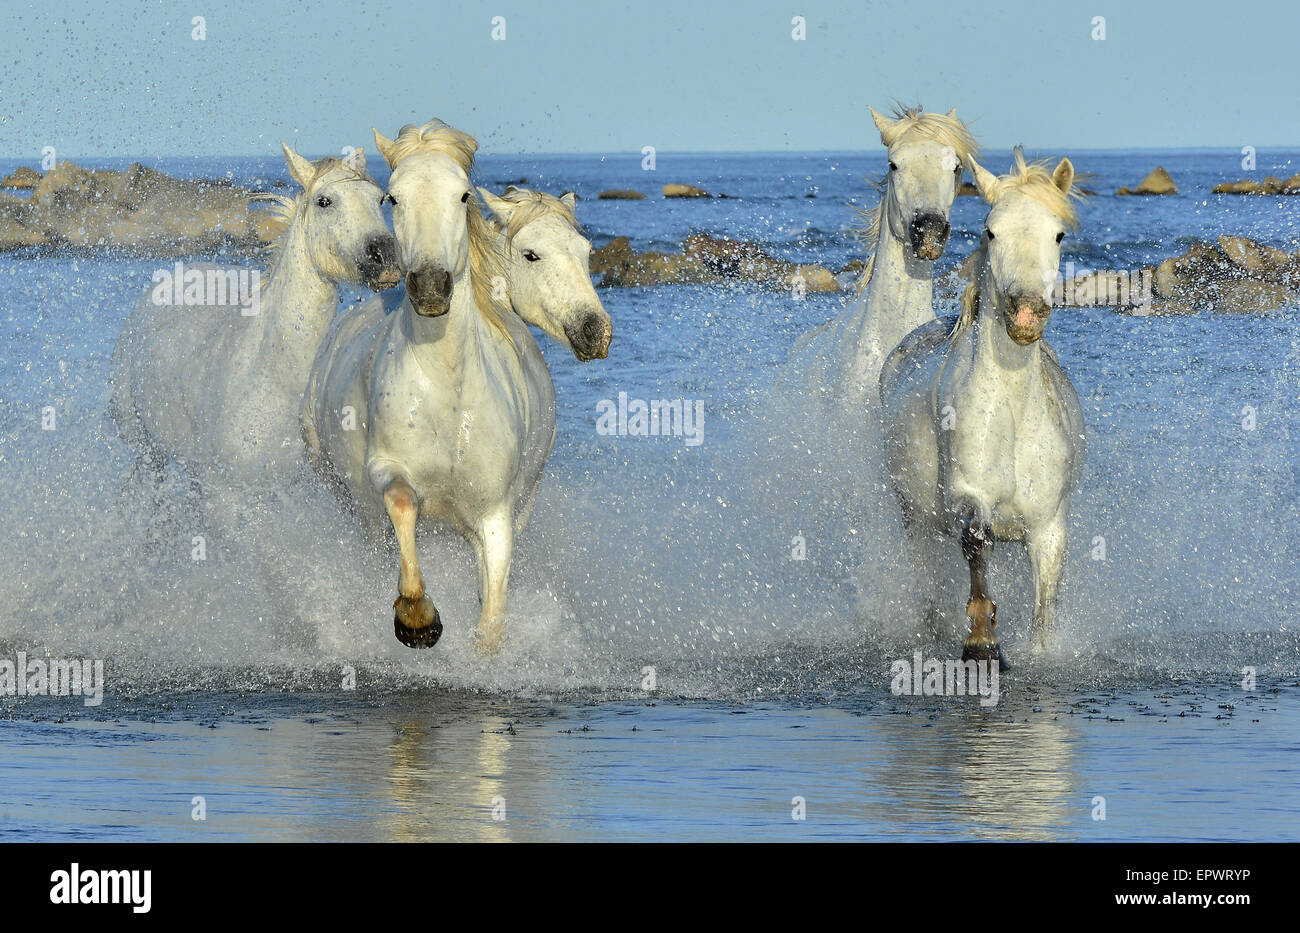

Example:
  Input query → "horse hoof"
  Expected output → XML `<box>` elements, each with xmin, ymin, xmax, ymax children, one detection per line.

<box><xmin>393</xmin><ymin>595</ymin><xmax>442</xmax><ymax>649</ymax></box>
<box><xmin>474</xmin><ymin>623</ymin><xmax>505</xmax><ymax>656</ymax></box>
<box><xmin>962</xmin><ymin>641</ymin><xmax>1009</xmax><ymax>671</ymax></box>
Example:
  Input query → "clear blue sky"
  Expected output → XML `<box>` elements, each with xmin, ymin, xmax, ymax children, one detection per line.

<box><xmin>0</xmin><ymin>0</ymin><xmax>1293</xmax><ymax>158</ymax></box>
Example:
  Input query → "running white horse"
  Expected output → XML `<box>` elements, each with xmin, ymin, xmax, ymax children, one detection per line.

<box><xmin>477</xmin><ymin>185</ymin><xmax>612</xmax><ymax>361</ymax></box>
<box><xmin>879</xmin><ymin>150</ymin><xmax>1084</xmax><ymax>668</ymax></box>
<box><xmin>111</xmin><ymin>144</ymin><xmax>399</xmax><ymax>486</ymax></box>
<box><xmin>301</xmin><ymin>120</ymin><xmax>556</xmax><ymax>654</ymax></box>
<box><xmin>784</xmin><ymin>106</ymin><xmax>977</xmax><ymax>408</ymax></box>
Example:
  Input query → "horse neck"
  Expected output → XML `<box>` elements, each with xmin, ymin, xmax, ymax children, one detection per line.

<box><xmin>255</xmin><ymin>222</ymin><xmax>340</xmax><ymax>368</ymax></box>
<box><xmin>401</xmin><ymin>264</ymin><xmax>498</xmax><ymax>371</ymax></box>
<box><xmin>970</xmin><ymin>270</ymin><xmax>1043</xmax><ymax>394</ymax></box>
<box><xmin>861</xmin><ymin>195</ymin><xmax>937</xmax><ymax>355</ymax></box>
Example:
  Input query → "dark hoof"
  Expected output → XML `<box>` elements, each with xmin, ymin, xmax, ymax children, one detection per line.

<box><xmin>394</xmin><ymin>609</ymin><xmax>442</xmax><ymax>649</ymax></box>
<box><xmin>962</xmin><ymin>641</ymin><xmax>1010</xmax><ymax>671</ymax></box>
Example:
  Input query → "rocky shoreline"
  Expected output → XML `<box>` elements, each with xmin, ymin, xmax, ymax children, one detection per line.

<box><xmin>1061</xmin><ymin>235</ymin><xmax>1300</xmax><ymax>315</ymax></box>
<box><xmin>3</xmin><ymin>160</ymin><xmax>1298</xmax><ymax>313</ymax></box>
<box><xmin>0</xmin><ymin>161</ymin><xmax>280</xmax><ymax>254</ymax></box>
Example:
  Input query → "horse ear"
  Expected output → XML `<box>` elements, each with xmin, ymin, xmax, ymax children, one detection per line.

<box><xmin>1052</xmin><ymin>157</ymin><xmax>1075</xmax><ymax>194</ymax></box>
<box><xmin>559</xmin><ymin>191</ymin><xmax>577</xmax><ymax>212</ymax></box>
<box><xmin>967</xmin><ymin>155</ymin><xmax>999</xmax><ymax>202</ymax></box>
<box><xmin>372</xmin><ymin>128</ymin><xmax>399</xmax><ymax>169</ymax></box>
<box><xmin>477</xmin><ymin>186</ymin><xmax>515</xmax><ymax>221</ymax></box>
<box><xmin>946</xmin><ymin>108</ymin><xmax>958</xmax><ymax>119</ymax></box>
<box><xmin>868</xmin><ymin>106</ymin><xmax>898</xmax><ymax>145</ymax></box>
<box><xmin>280</xmin><ymin>143</ymin><xmax>316</xmax><ymax>189</ymax></box>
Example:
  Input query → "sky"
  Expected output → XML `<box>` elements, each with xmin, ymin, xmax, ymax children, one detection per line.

<box><xmin>0</xmin><ymin>0</ymin><xmax>1295</xmax><ymax>158</ymax></box>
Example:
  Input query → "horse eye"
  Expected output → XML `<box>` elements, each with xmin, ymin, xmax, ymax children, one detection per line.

<box><xmin>1055</xmin><ymin>231</ymin><xmax>1065</xmax><ymax>243</ymax></box>
<box><xmin>316</xmin><ymin>196</ymin><xmax>332</xmax><ymax>208</ymax></box>
<box><xmin>985</xmin><ymin>228</ymin><xmax>995</xmax><ymax>241</ymax></box>
<box><xmin>889</xmin><ymin>161</ymin><xmax>898</xmax><ymax>171</ymax></box>
<box><xmin>522</xmin><ymin>250</ymin><xmax>541</xmax><ymax>263</ymax></box>
<box><xmin>461</xmin><ymin>191</ymin><xmax>470</xmax><ymax>203</ymax></box>
<box><xmin>382</xmin><ymin>193</ymin><xmax>397</xmax><ymax>206</ymax></box>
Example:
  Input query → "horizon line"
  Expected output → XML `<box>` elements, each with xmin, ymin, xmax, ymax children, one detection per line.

<box><xmin>3</xmin><ymin>144</ymin><xmax>1299</xmax><ymax>163</ymax></box>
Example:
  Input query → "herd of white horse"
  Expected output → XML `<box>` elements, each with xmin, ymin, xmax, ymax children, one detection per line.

<box><xmin>109</xmin><ymin>108</ymin><xmax>1084</xmax><ymax>668</ymax></box>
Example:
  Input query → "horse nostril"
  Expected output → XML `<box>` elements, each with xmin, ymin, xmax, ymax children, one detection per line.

<box><xmin>582</xmin><ymin>315</ymin><xmax>606</xmax><ymax>346</ymax></box>
<box><xmin>366</xmin><ymin>237</ymin><xmax>396</xmax><ymax>267</ymax></box>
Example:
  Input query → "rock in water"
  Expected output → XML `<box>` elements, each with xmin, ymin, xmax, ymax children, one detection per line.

<box><xmin>1212</xmin><ymin>173</ymin><xmax>1300</xmax><ymax>195</ymax></box>
<box><xmin>662</xmin><ymin>183</ymin><xmax>712</xmax><ymax>198</ymax></box>
<box><xmin>597</xmin><ymin>189</ymin><xmax>647</xmax><ymax>200</ymax></box>
<box><xmin>1116</xmin><ymin>166</ymin><xmax>1177</xmax><ymax>196</ymax></box>
<box><xmin>599</xmin><ymin>251</ymin><xmax>713</xmax><ymax>287</ymax></box>
<box><xmin>1</xmin><ymin>166</ymin><xmax>42</xmax><ymax>189</ymax></box>
<box><xmin>682</xmin><ymin>233</ymin><xmax>839</xmax><ymax>292</ymax></box>
<box><xmin>589</xmin><ymin>236</ymin><xmax>633</xmax><ymax>275</ymax></box>
<box><xmin>1212</xmin><ymin>278</ymin><xmax>1298</xmax><ymax>314</ymax></box>
<box><xmin>1137</xmin><ymin>235</ymin><xmax>1300</xmax><ymax>312</ymax></box>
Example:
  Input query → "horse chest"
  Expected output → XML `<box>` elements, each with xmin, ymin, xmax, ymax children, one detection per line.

<box><xmin>371</xmin><ymin>363</ymin><xmax>528</xmax><ymax>495</ymax></box>
<box><xmin>945</xmin><ymin>385</ymin><xmax>1070</xmax><ymax>522</ymax></box>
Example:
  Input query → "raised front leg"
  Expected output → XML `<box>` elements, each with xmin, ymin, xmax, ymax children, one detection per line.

<box><xmin>472</xmin><ymin>509</ymin><xmax>514</xmax><ymax>655</ymax></box>
<box><xmin>1027</xmin><ymin>513</ymin><xmax>1068</xmax><ymax>652</ymax></box>
<box><xmin>384</xmin><ymin>478</ymin><xmax>442</xmax><ymax>649</ymax></box>
<box><xmin>959</xmin><ymin>506</ymin><xmax>1009</xmax><ymax>671</ymax></box>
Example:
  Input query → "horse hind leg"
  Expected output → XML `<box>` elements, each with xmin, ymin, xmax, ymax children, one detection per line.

<box><xmin>384</xmin><ymin>479</ymin><xmax>442</xmax><ymax>649</ymax></box>
<box><xmin>959</xmin><ymin>506</ymin><xmax>1010</xmax><ymax>671</ymax></box>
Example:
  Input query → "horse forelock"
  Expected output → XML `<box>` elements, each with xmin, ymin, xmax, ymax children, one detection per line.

<box><xmin>386</xmin><ymin>120</ymin><xmax>478</xmax><ymax>174</ymax></box>
<box><xmin>885</xmin><ymin>106</ymin><xmax>979</xmax><ymax>164</ymax></box>
<box><xmin>986</xmin><ymin>149</ymin><xmax>1082</xmax><ymax>230</ymax></box>
<box><xmin>494</xmin><ymin>188</ymin><xmax>581</xmax><ymax>246</ymax></box>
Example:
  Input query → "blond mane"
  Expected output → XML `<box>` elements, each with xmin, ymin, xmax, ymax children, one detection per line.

<box><xmin>953</xmin><ymin>242</ymin><xmax>987</xmax><ymax>335</ymax></box>
<box><xmin>251</xmin><ymin>155</ymin><xmax>375</xmax><ymax>266</ymax></box>
<box><xmin>853</xmin><ymin>106</ymin><xmax>979</xmax><ymax>294</ymax></box>
<box><xmin>488</xmin><ymin>187</ymin><xmax>581</xmax><ymax>245</ymax></box>
<box><xmin>381</xmin><ymin>119</ymin><xmax>514</xmax><ymax>343</ymax></box>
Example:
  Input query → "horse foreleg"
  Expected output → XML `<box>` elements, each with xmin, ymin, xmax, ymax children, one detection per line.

<box><xmin>959</xmin><ymin>506</ymin><xmax>1008</xmax><ymax>670</ymax></box>
<box><xmin>473</xmin><ymin>510</ymin><xmax>513</xmax><ymax>656</ymax></box>
<box><xmin>1027</xmin><ymin>514</ymin><xmax>1067</xmax><ymax>652</ymax></box>
<box><xmin>383</xmin><ymin>479</ymin><xmax>442</xmax><ymax>649</ymax></box>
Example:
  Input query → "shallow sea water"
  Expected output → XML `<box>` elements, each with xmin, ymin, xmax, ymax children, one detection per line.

<box><xmin>0</xmin><ymin>150</ymin><xmax>1297</xmax><ymax>840</ymax></box>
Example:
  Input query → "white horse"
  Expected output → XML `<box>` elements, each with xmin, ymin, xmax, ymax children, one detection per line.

<box><xmin>477</xmin><ymin>185</ymin><xmax>612</xmax><ymax>361</ymax></box>
<box><xmin>111</xmin><ymin>144</ymin><xmax>399</xmax><ymax>486</ymax></box>
<box><xmin>300</xmin><ymin>120</ymin><xmax>556</xmax><ymax>654</ymax></box>
<box><xmin>879</xmin><ymin>150</ymin><xmax>1084</xmax><ymax>668</ymax></box>
<box><xmin>784</xmin><ymin>106</ymin><xmax>977</xmax><ymax>407</ymax></box>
